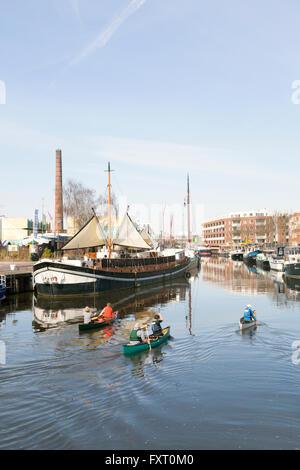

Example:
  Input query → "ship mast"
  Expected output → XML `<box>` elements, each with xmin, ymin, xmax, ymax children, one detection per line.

<box><xmin>187</xmin><ymin>172</ymin><xmax>191</xmax><ymax>244</ymax></box>
<box><xmin>108</xmin><ymin>162</ymin><xmax>112</xmax><ymax>260</ymax></box>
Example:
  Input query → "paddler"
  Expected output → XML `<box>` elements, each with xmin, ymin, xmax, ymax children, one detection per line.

<box><xmin>83</xmin><ymin>306</ymin><xmax>97</xmax><ymax>324</ymax></box>
<box><xmin>95</xmin><ymin>303</ymin><xmax>118</xmax><ymax>322</ymax></box>
<box><xmin>129</xmin><ymin>322</ymin><xmax>149</xmax><ymax>344</ymax></box>
<box><xmin>151</xmin><ymin>312</ymin><xmax>164</xmax><ymax>338</ymax></box>
<box><xmin>242</xmin><ymin>304</ymin><xmax>257</xmax><ymax>323</ymax></box>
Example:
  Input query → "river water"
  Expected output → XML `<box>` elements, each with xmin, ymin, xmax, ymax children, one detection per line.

<box><xmin>0</xmin><ymin>258</ymin><xmax>300</xmax><ymax>450</ymax></box>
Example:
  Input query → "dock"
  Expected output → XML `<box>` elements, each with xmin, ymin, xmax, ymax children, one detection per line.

<box><xmin>0</xmin><ymin>262</ymin><xmax>34</xmax><ymax>295</ymax></box>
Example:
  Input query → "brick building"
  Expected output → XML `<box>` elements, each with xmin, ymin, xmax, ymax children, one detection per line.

<box><xmin>202</xmin><ymin>209</ymin><xmax>289</xmax><ymax>248</ymax></box>
<box><xmin>289</xmin><ymin>213</ymin><xmax>300</xmax><ymax>246</ymax></box>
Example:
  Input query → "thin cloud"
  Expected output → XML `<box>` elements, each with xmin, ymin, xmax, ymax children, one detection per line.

<box><xmin>68</xmin><ymin>0</ymin><xmax>147</xmax><ymax>68</ymax></box>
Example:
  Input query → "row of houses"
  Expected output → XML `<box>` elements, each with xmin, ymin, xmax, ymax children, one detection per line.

<box><xmin>202</xmin><ymin>209</ymin><xmax>300</xmax><ymax>248</ymax></box>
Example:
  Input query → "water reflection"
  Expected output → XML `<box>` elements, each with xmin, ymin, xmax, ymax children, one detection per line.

<box><xmin>32</xmin><ymin>278</ymin><xmax>193</xmax><ymax>334</ymax></box>
<box><xmin>201</xmin><ymin>257</ymin><xmax>300</xmax><ymax>302</ymax></box>
<box><xmin>128</xmin><ymin>348</ymin><xmax>166</xmax><ymax>378</ymax></box>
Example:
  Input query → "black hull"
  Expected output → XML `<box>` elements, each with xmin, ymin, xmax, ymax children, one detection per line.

<box><xmin>284</xmin><ymin>263</ymin><xmax>300</xmax><ymax>279</ymax></box>
<box><xmin>34</xmin><ymin>259</ymin><xmax>192</xmax><ymax>297</ymax></box>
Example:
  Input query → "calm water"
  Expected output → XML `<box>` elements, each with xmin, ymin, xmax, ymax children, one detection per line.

<box><xmin>1</xmin><ymin>258</ymin><xmax>300</xmax><ymax>450</ymax></box>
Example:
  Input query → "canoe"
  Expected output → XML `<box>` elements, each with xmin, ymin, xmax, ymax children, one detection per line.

<box><xmin>79</xmin><ymin>316</ymin><xmax>117</xmax><ymax>332</ymax></box>
<box><xmin>239</xmin><ymin>317</ymin><xmax>257</xmax><ymax>330</ymax></box>
<box><xmin>122</xmin><ymin>326</ymin><xmax>171</xmax><ymax>355</ymax></box>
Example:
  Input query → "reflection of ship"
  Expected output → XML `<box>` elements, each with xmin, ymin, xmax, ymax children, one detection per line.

<box><xmin>270</xmin><ymin>271</ymin><xmax>285</xmax><ymax>293</ymax></box>
<box><xmin>32</xmin><ymin>275</ymin><xmax>196</xmax><ymax>330</ymax></box>
<box><xmin>284</xmin><ymin>276</ymin><xmax>300</xmax><ymax>293</ymax></box>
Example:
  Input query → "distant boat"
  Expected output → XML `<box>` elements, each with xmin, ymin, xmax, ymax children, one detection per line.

<box><xmin>0</xmin><ymin>275</ymin><xmax>6</xmax><ymax>303</ymax></box>
<box><xmin>196</xmin><ymin>247</ymin><xmax>212</xmax><ymax>257</ymax></box>
<box><xmin>269</xmin><ymin>256</ymin><xmax>284</xmax><ymax>272</ymax></box>
<box><xmin>243</xmin><ymin>249</ymin><xmax>261</xmax><ymax>264</ymax></box>
<box><xmin>256</xmin><ymin>253</ymin><xmax>270</xmax><ymax>271</ymax></box>
<box><xmin>231</xmin><ymin>251</ymin><xmax>244</xmax><ymax>261</ymax></box>
<box><xmin>284</xmin><ymin>247</ymin><xmax>300</xmax><ymax>279</ymax></box>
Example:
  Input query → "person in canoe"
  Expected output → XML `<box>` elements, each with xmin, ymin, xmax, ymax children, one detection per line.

<box><xmin>83</xmin><ymin>306</ymin><xmax>97</xmax><ymax>324</ymax></box>
<box><xmin>151</xmin><ymin>312</ymin><xmax>164</xmax><ymax>338</ymax></box>
<box><xmin>94</xmin><ymin>303</ymin><xmax>118</xmax><ymax>323</ymax></box>
<box><xmin>241</xmin><ymin>304</ymin><xmax>257</xmax><ymax>324</ymax></box>
<box><xmin>129</xmin><ymin>322</ymin><xmax>149</xmax><ymax>345</ymax></box>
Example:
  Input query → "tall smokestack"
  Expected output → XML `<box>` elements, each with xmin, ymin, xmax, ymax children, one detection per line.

<box><xmin>55</xmin><ymin>149</ymin><xmax>63</xmax><ymax>234</ymax></box>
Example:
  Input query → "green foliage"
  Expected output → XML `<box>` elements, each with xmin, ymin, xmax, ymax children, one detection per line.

<box><xmin>41</xmin><ymin>248</ymin><xmax>53</xmax><ymax>259</ymax></box>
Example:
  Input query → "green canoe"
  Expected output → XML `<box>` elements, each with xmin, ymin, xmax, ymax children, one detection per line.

<box><xmin>79</xmin><ymin>316</ymin><xmax>117</xmax><ymax>332</ymax></box>
<box><xmin>122</xmin><ymin>326</ymin><xmax>171</xmax><ymax>355</ymax></box>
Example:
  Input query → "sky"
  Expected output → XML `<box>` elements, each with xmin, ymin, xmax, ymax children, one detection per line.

<box><xmin>1</xmin><ymin>0</ymin><xmax>300</xmax><ymax>234</ymax></box>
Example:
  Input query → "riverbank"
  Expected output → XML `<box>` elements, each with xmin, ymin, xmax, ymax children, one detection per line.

<box><xmin>0</xmin><ymin>262</ymin><xmax>34</xmax><ymax>295</ymax></box>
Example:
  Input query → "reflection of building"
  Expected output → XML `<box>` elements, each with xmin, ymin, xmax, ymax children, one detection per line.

<box><xmin>202</xmin><ymin>209</ymin><xmax>289</xmax><ymax>247</ymax></box>
<box><xmin>201</xmin><ymin>257</ymin><xmax>275</xmax><ymax>295</ymax></box>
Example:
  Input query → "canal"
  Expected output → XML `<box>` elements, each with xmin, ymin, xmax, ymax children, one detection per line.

<box><xmin>0</xmin><ymin>258</ymin><xmax>300</xmax><ymax>450</ymax></box>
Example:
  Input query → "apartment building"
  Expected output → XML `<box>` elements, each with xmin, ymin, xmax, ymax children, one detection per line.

<box><xmin>203</xmin><ymin>210</ymin><xmax>289</xmax><ymax>247</ymax></box>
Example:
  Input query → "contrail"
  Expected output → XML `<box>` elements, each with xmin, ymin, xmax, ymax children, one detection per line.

<box><xmin>68</xmin><ymin>0</ymin><xmax>147</xmax><ymax>68</ymax></box>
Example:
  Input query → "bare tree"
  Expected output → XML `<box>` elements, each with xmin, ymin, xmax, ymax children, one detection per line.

<box><xmin>63</xmin><ymin>179</ymin><xmax>99</xmax><ymax>228</ymax></box>
<box><xmin>64</xmin><ymin>179</ymin><xmax>119</xmax><ymax>230</ymax></box>
<box><xmin>262</xmin><ymin>212</ymin><xmax>290</xmax><ymax>246</ymax></box>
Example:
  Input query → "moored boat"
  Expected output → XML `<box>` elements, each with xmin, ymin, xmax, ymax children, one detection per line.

<box><xmin>231</xmin><ymin>251</ymin><xmax>244</xmax><ymax>261</ymax></box>
<box><xmin>122</xmin><ymin>326</ymin><xmax>171</xmax><ymax>355</ymax></box>
<box><xmin>256</xmin><ymin>253</ymin><xmax>270</xmax><ymax>271</ymax></box>
<box><xmin>33</xmin><ymin>164</ymin><xmax>193</xmax><ymax>297</ymax></box>
<box><xmin>196</xmin><ymin>247</ymin><xmax>212</xmax><ymax>258</ymax></box>
<box><xmin>284</xmin><ymin>247</ymin><xmax>300</xmax><ymax>279</ymax></box>
<box><xmin>243</xmin><ymin>249</ymin><xmax>261</xmax><ymax>265</ymax></box>
<box><xmin>269</xmin><ymin>256</ymin><xmax>284</xmax><ymax>272</ymax></box>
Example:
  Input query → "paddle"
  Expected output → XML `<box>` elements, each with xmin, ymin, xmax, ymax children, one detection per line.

<box><xmin>144</xmin><ymin>324</ymin><xmax>151</xmax><ymax>351</ymax></box>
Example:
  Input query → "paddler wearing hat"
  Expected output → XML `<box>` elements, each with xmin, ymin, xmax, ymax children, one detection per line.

<box><xmin>129</xmin><ymin>321</ymin><xmax>149</xmax><ymax>344</ymax></box>
<box><xmin>243</xmin><ymin>304</ymin><xmax>257</xmax><ymax>323</ymax></box>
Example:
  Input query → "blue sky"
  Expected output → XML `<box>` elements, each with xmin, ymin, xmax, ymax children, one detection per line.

<box><xmin>1</xmin><ymin>0</ymin><xmax>300</xmax><ymax>234</ymax></box>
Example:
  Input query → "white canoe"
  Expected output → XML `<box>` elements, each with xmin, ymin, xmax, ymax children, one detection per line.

<box><xmin>239</xmin><ymin>318</ymin><xmax>258</xmax><ymax>330</ymax></box>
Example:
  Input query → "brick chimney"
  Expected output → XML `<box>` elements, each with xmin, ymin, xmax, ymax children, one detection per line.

<box><xmin>55</xmin><ymin>149</ymin><xmax>64</xmax><ymax>234</ymax></box>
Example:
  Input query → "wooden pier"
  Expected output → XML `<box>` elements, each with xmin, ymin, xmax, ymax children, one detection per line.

<box><xmin>0</xmin><ymin>262</ymin><xmax>34</xmax><ymax>295</ymax></box>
